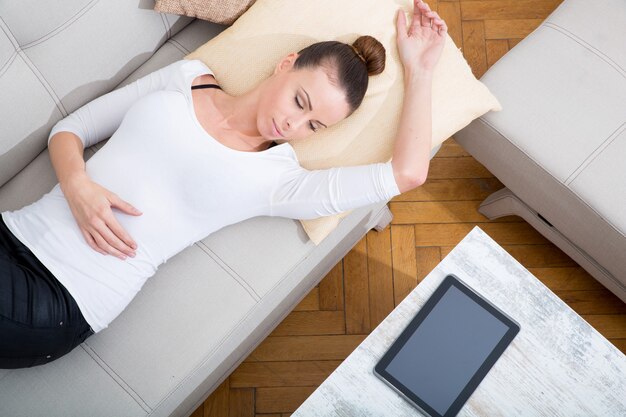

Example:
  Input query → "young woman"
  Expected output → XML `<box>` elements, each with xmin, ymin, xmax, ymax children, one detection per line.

<box><xmin>0</xmin><ymin>0</ymin><xmax>446</xmax><ymax>369</ymax></box>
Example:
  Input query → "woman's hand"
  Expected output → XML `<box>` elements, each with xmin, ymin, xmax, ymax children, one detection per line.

<box><xmin>396</xmin><ymin>0</ymin><xmax>448</xmax><ymax>75</ymax></box>
<box><xmin>61</xmin><ymin>173</ymin><xmax>142</xmax><ymax>260</ymax></box>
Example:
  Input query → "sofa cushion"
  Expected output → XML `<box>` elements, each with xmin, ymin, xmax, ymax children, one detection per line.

<box><xmin>154</xmin><ymin>0</ymin><xmax>256</xmax><ymax>25</ymax></box>
<box><xmin>184</xmin><ymin>0</ymin><xmax>502</xmax><ymax>244</ymax></box>
<box><xmin>454</xmin><ymin>0</ymin><xmax>626</xmax><ymax>292</ymax></box>
<box><xmin>84</xmin><ymin>243</ymin><xmax>259</xmax><ymax>409</ymax></box>
<box><xmin>0</xmin><ymin>347</ymin><xmax>147</xmax><ymax>416</ymax></box>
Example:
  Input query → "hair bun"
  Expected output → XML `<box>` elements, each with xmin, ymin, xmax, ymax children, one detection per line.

<box><xmin>352</xmin><ymin>35</ymin><xmax>386</xmax><ymax>76</ymax></box>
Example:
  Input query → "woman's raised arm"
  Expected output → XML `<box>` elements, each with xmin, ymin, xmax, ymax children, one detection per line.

<box><xmin>390</xmin><ymin>0</ymin><xmax>447</xmax><ymax>193</ymax></box>
<box><xmin>270</xmin><ymin>159</ymin><xmax>401</xmax><ymax>220</ymax></box>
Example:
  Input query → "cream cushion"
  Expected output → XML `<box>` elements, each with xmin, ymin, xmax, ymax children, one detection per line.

<box><xmin>185</xmin><ymin>0</ymin><xmax>502</xmax><ymax>244</ymax></box>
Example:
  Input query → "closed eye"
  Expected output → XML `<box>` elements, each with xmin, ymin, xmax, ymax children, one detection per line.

<box><xmin>295</xmin><ymin>96</ymin><xmax>318</xmax><ymax>132</ymax></box>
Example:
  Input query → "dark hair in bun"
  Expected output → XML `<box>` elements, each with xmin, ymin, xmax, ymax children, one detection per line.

<box><xmin>293</xmin><ymin>35</ymin><xmax>386</xmax><ymax>116</ymax></box>
<box><xmin>352</xmin><ymin>35</ymin><xmax>386</xmax><ymax>76</ymax></box>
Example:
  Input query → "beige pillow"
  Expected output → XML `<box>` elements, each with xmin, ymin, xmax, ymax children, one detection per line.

<box><xmin>184</xmin><ymin>0</ymin><xmax>502</xmax><ymax>245</ymax></box>
<box><xmin>154</xmin><ymin>0</ymin><xmax>256</xmax><ymax>25</ymax></box>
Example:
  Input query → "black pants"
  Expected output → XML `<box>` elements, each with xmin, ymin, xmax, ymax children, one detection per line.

<box><xmin>0</xmin><ymin>214</ymin><xmax>94</xmax><ymax>369</ymax></box>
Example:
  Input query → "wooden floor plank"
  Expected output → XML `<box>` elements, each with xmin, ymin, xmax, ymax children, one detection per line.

<box><xmin>391</xmin><ymin>201</ymin><xmax>494</xmax><ymax>224</ymax></box>
<box><xmin>416</xmin><ymin>246</ymin><xmax>441</xmax><ymax>282</ymax></box>
<box><xmin>528</xmin><ymin>267</ymin><xmax>607</xmax><ymax>292</ymax></box>
<box><xmin>414</xmin><ymin>222</ymin><xmax>551</xmax><ymax>245</ymax></box>
<box><xmin>204</xmin><ymin>378</ymin><xmax>230</xmax><ymax>417</ymax></box>
<box><xmin>427</xmin><ymin>156</ymin><xmax>494</xmax><ymax>178</ymax></box>
<box><xmin>255</xmin><ymin>387</ymin><xmax>316</xmax><ymax>414</ymax></box>
<box><xmin>461</xmin><ymin>0</ymin><xmax>562</xmax><ymax>20</ymax></box>
<box><xmin>244</xmin><ymin>335</ymin><xmax>367</xmax><ymax>362</ymax></box>
<box><xmin>319</xmin><ymin>260</ymin><xmax>344</xmax><ymax>311</ymax></box>
<box><xmin>390</xmin><ymin>225</ymin><xmax>418</xmax><ymax>306</ymax></box>
<box><xmin>611</xmin><ymin>339</ymin><xmax>626</xmax><ymax>355</ymax></box>
<box><xmin>366</xmin><ymin>228</ymin><xmax>395</xmax><ymax>329</ymax></box>
<box><xmin>269</xmin><ymin>311</ymin><xmax>345</xmax><ymax>336</ymax></box>
<box><xmin>486</xmin><ymin>39</ymin><xmax>510</xmax><ymax>67</ymax></box>
<box><xmin>438</xmin><ymin>1</ymin><xmax>463</xmax><ymax>50</ymax></box>
<box><xmin>393</xmin><ymin>177</ymin><xmax>504</xmax><ymax>202</ymax></box>
<box><xmin>485</xmin><ymin>19</ymin><xmax>544</xmax><ymax>39</ymax></box>
<box><xmin>462</xmin><ymin>20</ymin><xmax>488</xmax><ymax>78</ymax></box>
<box><xmin>229</xmin><ymin>388</ymin><xmax>255</xmax><ymax>417</ymax></box>
<box><xmin>581</xmin><ymin>315</ymin><xmax>626</xmax><ymax>339</ymax></box>
<box><xmin>555</xmin><ymin>290</ymin><xmax>626</xmax><ymax>315</ymax></box>
<box><xmin>436</xmin><ymin>137</ymin><xmax>471</xmax><ymax>157</ymax></box>
<box><xmin>230</xmin><ymin>361</ymin><xmax>343</xmax><ymax>388</ymax></box>
<box><xmin>344</xmin><ymin>238</ymin><xmax>371</xmax><ymax>334</ymax></box>
<box><xmin>293</xmin><ymin>287</ymin><xmax>319</xmax><ymax>311</ymax></box>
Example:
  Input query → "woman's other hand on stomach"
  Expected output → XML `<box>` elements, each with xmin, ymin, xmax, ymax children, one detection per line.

<box><xmin>62</xmin><ymin>173</ymin><xmax>142</xmax><ymax>260</ymax></box>
<box><xmin>396</xmin><ymin>0</ymin><xmax>447</xmax><ymax>75</ymax></box>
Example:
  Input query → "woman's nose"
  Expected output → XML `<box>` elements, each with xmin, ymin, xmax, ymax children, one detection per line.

<box><xmin>285</xmin><ymin>116</ymin><xmax>307</xmax><ymax>132</ymax></box>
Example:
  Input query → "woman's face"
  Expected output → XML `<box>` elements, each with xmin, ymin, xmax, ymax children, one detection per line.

<box><xmin>258</xmin><ymin>52</ymin><xmax>352</xmax><ymax>142</ymax></box>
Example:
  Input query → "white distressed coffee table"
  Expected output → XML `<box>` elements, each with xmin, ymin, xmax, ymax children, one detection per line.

<box><xmin>292</xmin><ymin>226</ymin><xmax>626</xmax><ymax>416</ymax></box>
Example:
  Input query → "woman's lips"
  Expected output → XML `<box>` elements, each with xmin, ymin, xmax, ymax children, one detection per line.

<box><xmin>272</xmin><ymin>119</ymin><xmax>285</xmax><ymax>137</ymax></box>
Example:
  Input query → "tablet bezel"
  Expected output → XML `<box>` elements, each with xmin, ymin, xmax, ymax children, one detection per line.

<box><xmin>373</xmin><ymin>273</ymin><xmax>521</xmax><ymax>417</ymax></box>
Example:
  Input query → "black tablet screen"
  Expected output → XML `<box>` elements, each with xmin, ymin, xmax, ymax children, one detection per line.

<box><xmin>384</xmin><ymin>284</ymin><xmax>509</xmax><ymax>415</ymax></box>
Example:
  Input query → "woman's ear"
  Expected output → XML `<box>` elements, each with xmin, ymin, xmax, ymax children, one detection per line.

<box><xmin>274</xmin><ymin>52</ymin><xmax>299</xmax><ymax>75</ymax></box>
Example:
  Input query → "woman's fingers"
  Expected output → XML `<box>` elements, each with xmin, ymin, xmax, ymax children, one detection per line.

<box><xmin>88</xmin><ymin>218</ymin><xmax>135</xmax><ymax>260</ymax></box>
<box><xmin>429</xmin><ymin>11</ymin><xmax>447</xmax><ymax>35</ymax></box>
<box><xmin>437</xmin><ymin>18</ymin><xmax>448</xmax><ymax>36</ymax></box>
<box><xmin>100</xmin><ymin>224</ymin><xmax>134</xmax><ymax>259</ymax></box>
<box><xmin>416</xmin><ymin>0</ymin><xmax>431</xmax><ymax>27</ymax></box>
<box><xmin>429</xmin><ymin>11</ymin><xmax>444</xmax><ymax>31</ymax></box>
<box><xmin>81</xmin><ymin>229</ymin><xmax>107</xmax><ymax>256</ymax></box>
<box><xmin>396</xmin><ymin>8</ymin><xmax>408</xmax><ymax>38</ymax></box>
<box><xmin>419</xmin><ymin>4</ymin><xmax>447</xmax><ymax>36</ymax></box>
<box><xmin>64</xmin><ymin>175</ymin><xmax>140</xmax><ymax>260</ymax></box>
<box><xmin>424</xmin><ymin>11</ymin><xmax>439</xmax><ymax>27</ymax></box>
<box><xmin>105</xmin><ymin>216</ymin><xmax>137</xmax><ymax>255</ymax></box>
<box><xmin>89</xmin><ymin>225</ymin><xmax>128</xmax><ymax>260</ymax></box>
<box><xmin>411</xmin><ymin>1</ymin><xmax>446</xmax><ymax>33</ymax></box>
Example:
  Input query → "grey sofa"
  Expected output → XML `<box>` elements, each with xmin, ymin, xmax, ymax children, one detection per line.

<box><xmin>454</xmin><ymin>0</ymin><xmax>626</xmax><ymax>302</ymax></box>
<box><xmin>0</xmin><ymin>2</ymin><xmax>440</xmax><ymax>417</ymax></box>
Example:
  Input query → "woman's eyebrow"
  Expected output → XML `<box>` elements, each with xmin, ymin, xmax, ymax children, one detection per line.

<box><xmin>300</xmin><ymin>86</ymin><xmax>328</xmax><ymax>128</ymax></box>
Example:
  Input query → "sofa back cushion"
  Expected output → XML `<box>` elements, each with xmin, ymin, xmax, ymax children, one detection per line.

<box><xmin>0</xmin><ymin>1</ymin><xmax>192</xmax><ymax>188</ymax></box>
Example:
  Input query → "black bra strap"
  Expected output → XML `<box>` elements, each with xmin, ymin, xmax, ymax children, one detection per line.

<box><xmin>191</xmin><ymin>83</ymin><xmax>222</xmax><ymax>90</ymax></box>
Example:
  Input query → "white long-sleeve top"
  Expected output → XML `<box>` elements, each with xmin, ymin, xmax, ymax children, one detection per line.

<box><xmin>1</xmin><ymin>58</ymin><xmax>401</xmax><ymax>333</ymax></box>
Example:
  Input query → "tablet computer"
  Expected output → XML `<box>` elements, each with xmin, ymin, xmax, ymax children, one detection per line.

<box><xmin>373</xmin><ymin>273</ymin><xmax>520</xmax><ymax>417</ymax></box>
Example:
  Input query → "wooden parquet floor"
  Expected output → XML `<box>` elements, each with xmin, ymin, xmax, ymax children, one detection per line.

<box><xmin>192</xmin><ymin>1</ymin><xmax>626</xmax><ymax>416</ymax></box>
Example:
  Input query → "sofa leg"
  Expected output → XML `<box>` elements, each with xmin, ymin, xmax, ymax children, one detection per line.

<box><xmin>373</xmin><ymin>204</ymin><xmax>393</xmax><ymax>232</ymax></box>
<box><xmin>477</xmin><ymin>187</ymin><xmax>521</xmax><ymax>220</ymax></box>
<box><xmin>478</xmin><ymin>187</ymin><xmax>625</xmax><ymax>303</ymax></box>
